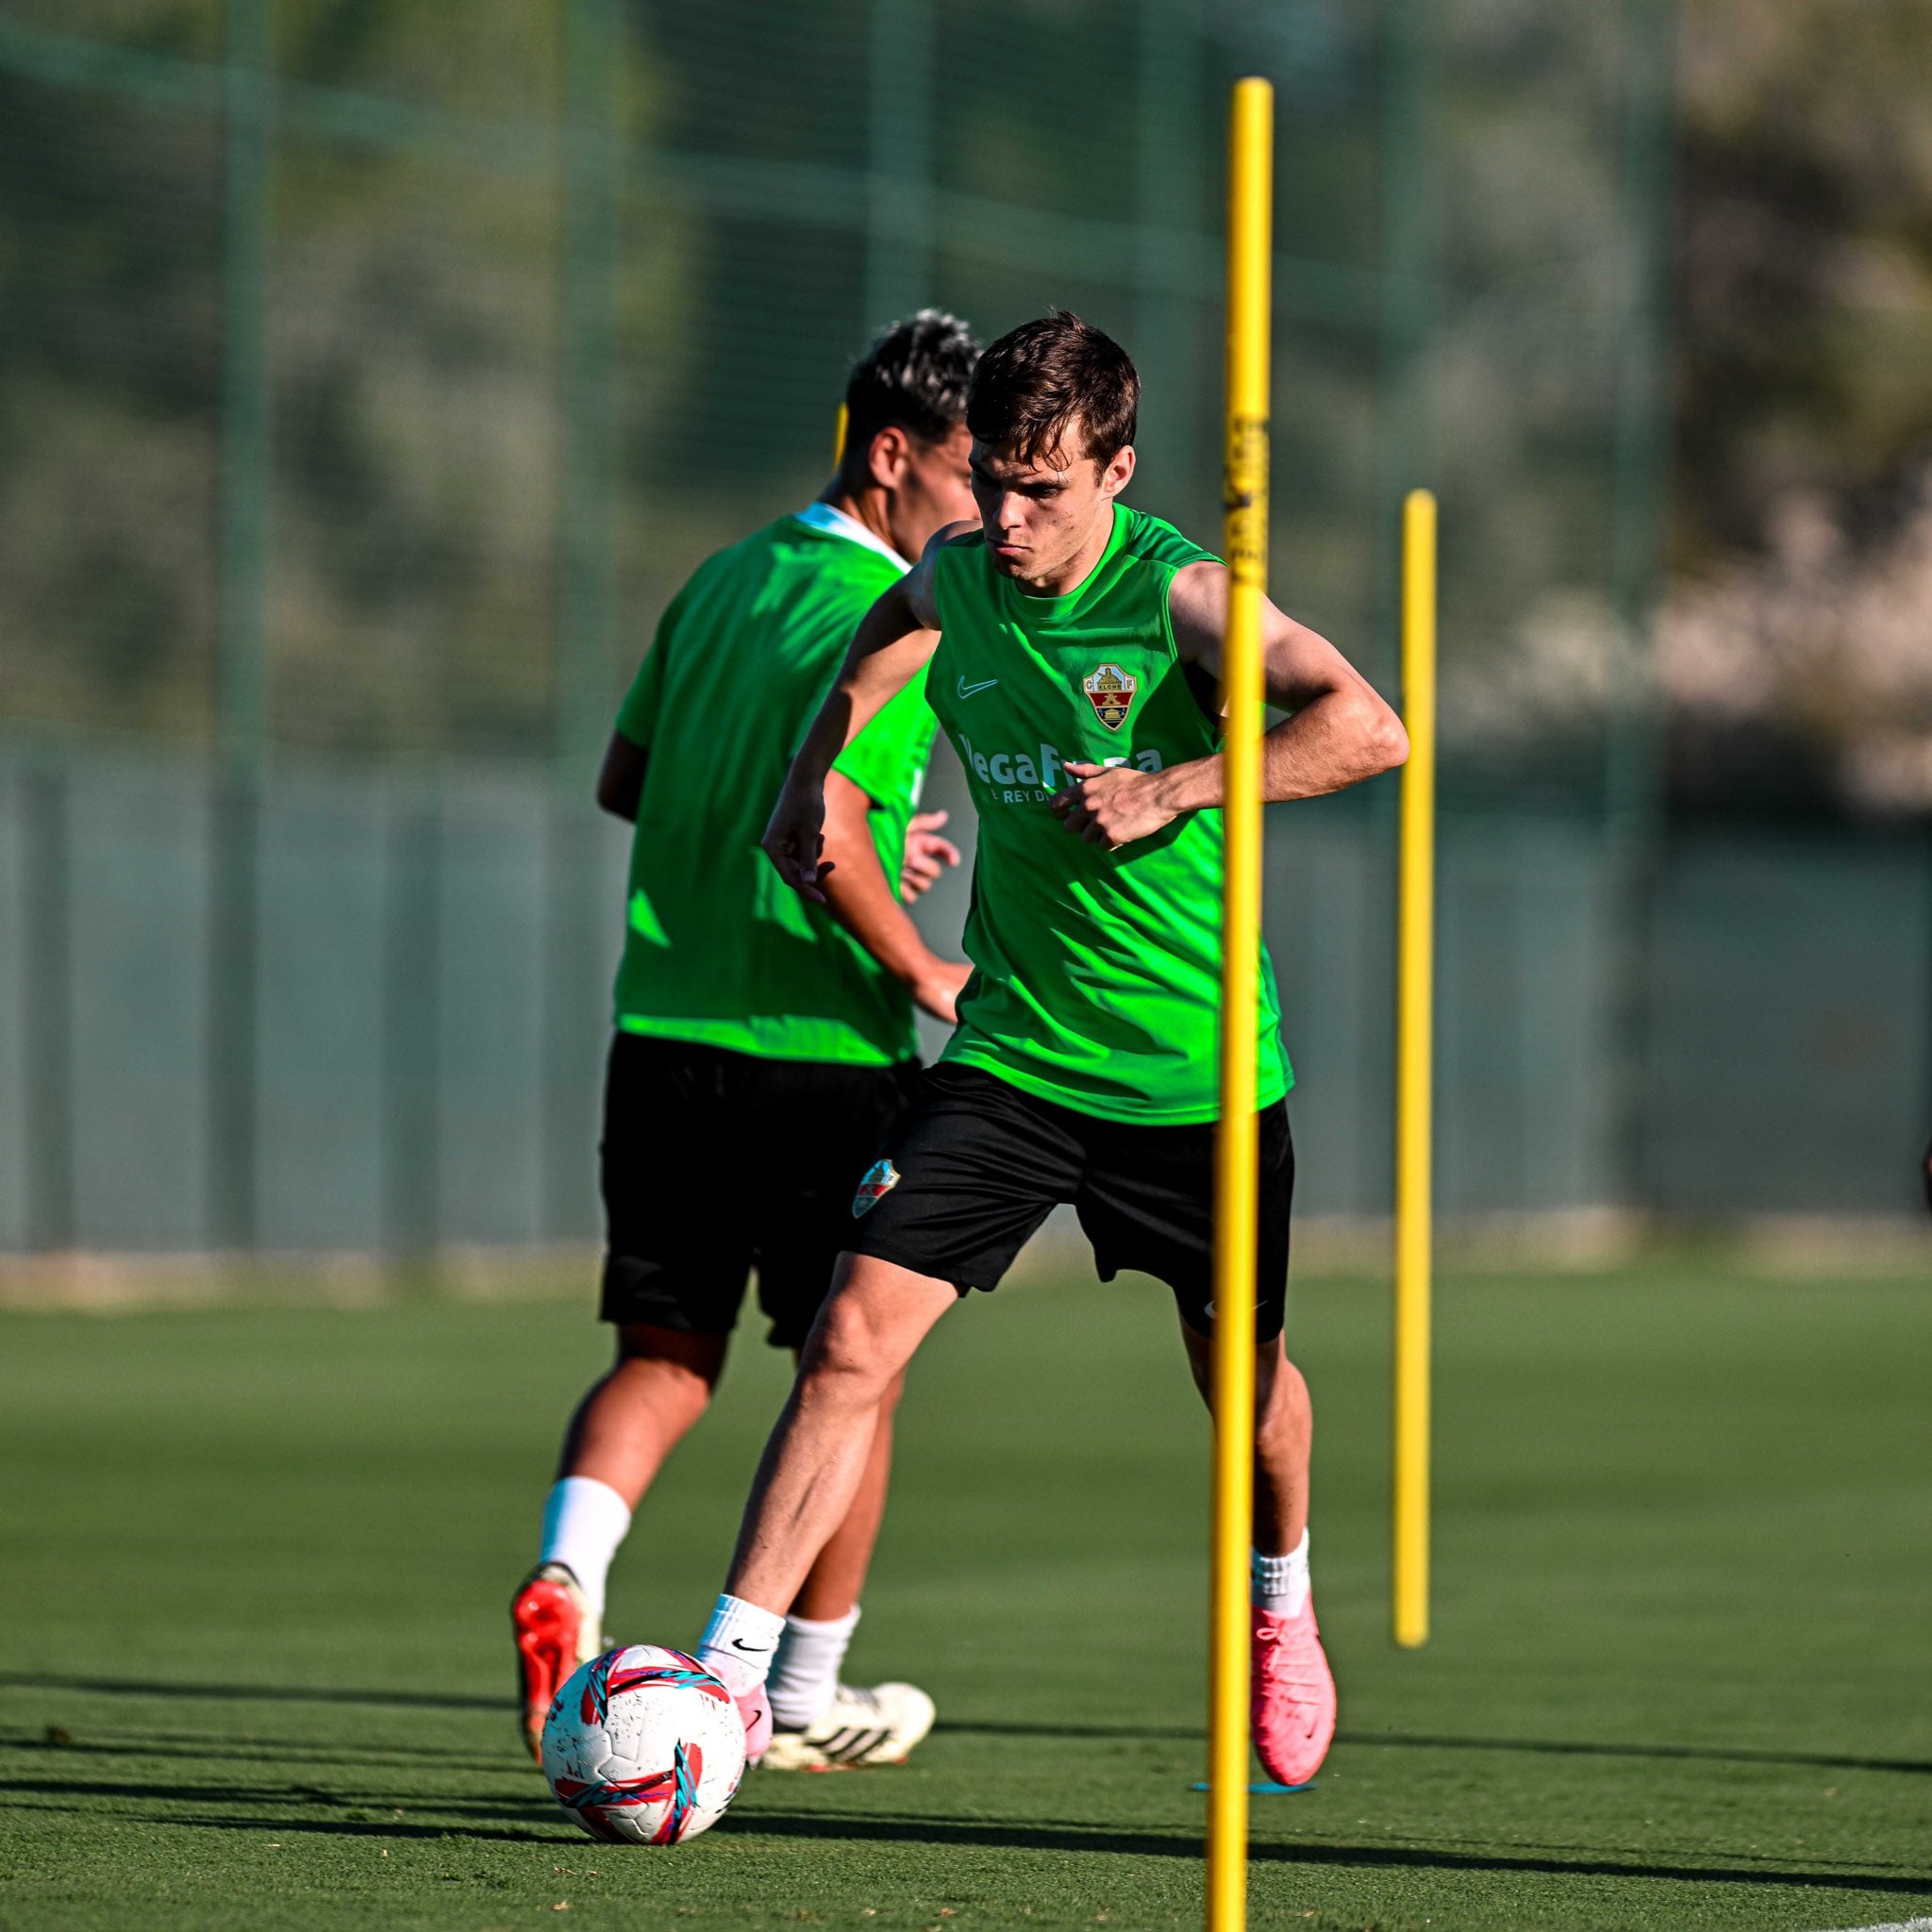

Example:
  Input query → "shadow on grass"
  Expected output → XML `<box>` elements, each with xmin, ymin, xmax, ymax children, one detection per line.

<box><xmin>939</xmin><ymin>1718</ymin><xmax>1932</xmax><ymax>1778</ymax></box>
<box><xmin>0</xmin><ymin>1776</ymin><xmax>563</xmax><ymax>1841</ymax></box>
<box><xmin>724</xmin><ymin>1809</ymin><xmax>1932</xmax><ymax>1897</ymax></box>
<box><xmin>6</xmin><ymin>1780</ymin><xmax>1931</xmax><ymax>1902</ymax></box>
<box><xmin>2</xmin><ymin>1726</ymin><xmax>520</xmax><ymax>1777</ymax></box>
<box><xmin>11</xmin><ymin>1675</ymin><xmax>1926</xmax><ymax>1787</ymax></box>
<box><xmin>0</xmin><ymin>1670</ymin><xmax>499</xmax><ymax>1715</ymax></box>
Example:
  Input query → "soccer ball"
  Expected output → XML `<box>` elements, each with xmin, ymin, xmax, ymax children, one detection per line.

<box><xmin>541</xmin><ymin>1644</ymin><xmax>747</xmax><ymax>1846</ymax></box>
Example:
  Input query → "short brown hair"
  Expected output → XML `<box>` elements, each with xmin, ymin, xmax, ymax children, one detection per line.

<box><xmin>966</xmin><ymin>310</ymin><xmax>1140</xmax><ymax>468</ymax></box>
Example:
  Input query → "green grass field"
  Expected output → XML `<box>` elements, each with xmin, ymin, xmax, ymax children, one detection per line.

<box><xmin>2</xmin><ymin>1258</ymin><xmax>1928</xmax><ymax>1932</ymax></box>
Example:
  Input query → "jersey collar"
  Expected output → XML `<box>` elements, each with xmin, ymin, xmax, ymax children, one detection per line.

<box><xmin>793</xmin><ymin>500</ymin><xmax>909</xmax><ymax>575</ymax></box>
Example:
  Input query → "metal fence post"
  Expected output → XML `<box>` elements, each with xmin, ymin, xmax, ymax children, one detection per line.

<box><xmin>209</xmin><ymin>0</ymin><xmax>275</xmax><ymax>1253</ymax></box>
<box><xmin>1606</xmin><ymin>0</ymin><xmax>1677</xmax><ymax>1215</ymax></box>
<box><xmin>558</xmin><ymin>0</ymin><xmax>623</xmax><ymax>781</ymax></box>
<box><xmin>1136</xmin><ymin>0</ymin><xmax>1206</xmax><ymax>521</ymax></box>
<box><xmin>23</xmin><ymin>765</ymin><xmax>75</xmax><ymax>1252</ymax></box>
<box><xmin>865</xmin><ymin>0</ymin><xmax>936</xmax><ymax>330</ymax></box>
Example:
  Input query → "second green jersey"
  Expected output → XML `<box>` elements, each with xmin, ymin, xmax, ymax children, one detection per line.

<box><xmin>612</xmin><ymin>506</ymin><xmax>932</xmax><ymax>1066</ymax></box>
<box><xmin>926</xmin><ymin>503</ymin><xmax>1290</xmax><ymax>1124</ymax></box>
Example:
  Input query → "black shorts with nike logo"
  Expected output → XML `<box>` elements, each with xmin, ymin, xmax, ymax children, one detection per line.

<box><xmin>845</xmin><ymin>1063</ymin><xmax>1293</xmax><ymax>1340</ymax></box>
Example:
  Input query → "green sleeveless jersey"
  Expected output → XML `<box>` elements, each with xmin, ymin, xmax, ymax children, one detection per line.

<box><xmin>926</xmin><ymin>503</ymin><xmax>1290</xmax><ymax>1124</ymax></box>
<box><xmin>611</xmin><ymin>508</ymin><xmax>932</xmax><ymax>1066</ymax></box>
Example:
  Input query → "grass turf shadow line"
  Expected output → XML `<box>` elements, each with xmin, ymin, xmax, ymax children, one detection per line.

<box><xmin>2</xmin><ymin>1798</ymin><xmax>571</xmax><ymax>1846</ymax></box>
<box><xmin>1348</xmin><ymin>1730</ymin><xmax>1932</xmax><ymax>1780</ymax></box>
<box><xmin>8</xmin><ymin>1786</ymin><xmax>1932</xmax><ymax>1902</ymax></box>
<box><xmin>938</xmin><ymin>1719</ymin><xmax>1932</xmax><ymax>1778</ymax></box>
<box><xmin>0</xmin><ymin>1775</ymin><xmax>561</xmax><ymax>1831</ymax></box>
<box><xmin>720</xmin><ymin>1809</ymin><xmax>1932</xmax><ymax>1898</ymax></box>
<box><xmin>0</xmin><ymin>1670</ymin><xmax>500</xmax><ymax>1715</ymax></box>
<box><xmin>15</xmin><ymin>1681</ymin><xmax>1925</xmax><ymax>1784</ymax></box>
<box><xmin>2</xmin><ymin>1728</ymin><xmax>525</xmax><ymax>1777</ymax></box>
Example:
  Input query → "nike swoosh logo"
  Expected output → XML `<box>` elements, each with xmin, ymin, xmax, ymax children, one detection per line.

<box><xmin>956</xmin><ymin>675</ymin><xmax>998</xmax><ymax>698</ymax></box>
<box><xmin>728</xmin><ymin>1638</ymin><xmax>772</xmax><ymax>1654</ymax></box>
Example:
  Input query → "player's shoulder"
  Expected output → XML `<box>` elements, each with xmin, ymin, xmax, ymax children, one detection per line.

<box><xmin>1117</xmin><ymin>505</ymin><xmax>1222</xmax><ymax>575</ymax></box>
<box><xmin>734</xmin><ymin>514</ymin><xmax>902</xmax><ymax>603</ymax></box>
<box><xmin>925</xmin><ymin>520</ymin><xmax>985</xmax><ymax>577</ymax></box>
<box><xmin>919</xmin><ymin>520</ymin><xmax>985</xmax><ymax>608</ymax></box>
<box><xmin>680</xmin><ymin>516</ymin><xmax>796</xmax><ymax>594</ymax></box>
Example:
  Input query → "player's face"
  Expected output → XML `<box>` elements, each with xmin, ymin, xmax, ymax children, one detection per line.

<box><xmin>969</xmin><ymin>430</ymin><xmax>1135</xmax><ymax>589</ymax></box>
<box><xmin>883</xmin><ymin>424</ymin><xmax>975</xmax><ymax>562</ymax></box>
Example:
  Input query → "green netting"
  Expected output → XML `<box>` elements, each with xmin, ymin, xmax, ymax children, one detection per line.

<box><xmin>0</xmin><ymin>0</ymin><xmax>1674</xmax><ymax>810</ymax></box>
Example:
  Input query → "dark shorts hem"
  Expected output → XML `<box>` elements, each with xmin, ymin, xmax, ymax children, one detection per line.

<box><xmin>598</xmin><ymin>1033</ymin><xmax>920</xmax><ymax>1349</ymax></box>
<box><xmin>843</xmin><ymin>1064</ymin><xmax>1292</xmax><ymax>1341</ymax></box>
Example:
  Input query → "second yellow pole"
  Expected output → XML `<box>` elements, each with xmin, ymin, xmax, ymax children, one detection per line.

<box><xmin>1393</xmin><ymin>488</ymin><xmax>1437</xmax><ymax>1650</ymax></box>
<box><xmin>1208</xmin><ymin>75</ymin><xmax>1273</xmax><ymax>1932</ymax></box>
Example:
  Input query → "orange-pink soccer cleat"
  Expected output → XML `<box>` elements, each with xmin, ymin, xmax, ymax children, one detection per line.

<box><xmin>1251</xmin><ymin>1600</ymin><xmax>1337</xmax><ymax>1788</ymax></box>
<box><xmin>512</xmin><ymin>1562</ymin><xmax>601</xmax><ymax>1761</ymax></box>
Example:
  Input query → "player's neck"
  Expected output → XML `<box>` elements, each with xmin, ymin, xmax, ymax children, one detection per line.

<box><xmin>819</xmin><ymin>481</ymin><xmax>909</xmax><ymax>566</ymax></box>
<box><xmin>1013</xmin><ymin>504</ymin><xmax>1116</xmax><ymax>599</ymax></box>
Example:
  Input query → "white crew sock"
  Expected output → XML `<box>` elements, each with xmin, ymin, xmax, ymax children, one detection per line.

<box><xmin>539</xmin><ymin>1476</ymin><xmax>632</xmax><ymax>1630</ymax></box>
<box><xmin>766</xmin><ymin>1606</ymin><xmax>861</xmax><ymax>1730</ymax></box>
<box><xmin>1252</xmin><ymin>1530</ymin><xmax>1311</xmax><ymax>1618</ymax></box>
<box><xmin>695</xmin><ymin>1593</ymin><xmax>787</xmax><ymax>1698</ymax></box>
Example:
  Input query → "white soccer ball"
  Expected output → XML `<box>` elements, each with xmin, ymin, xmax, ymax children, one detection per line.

<box><xmin>541</xmin><ymin>1644</ymin><xmax>747</xmax><ymax>1846</ymax></box>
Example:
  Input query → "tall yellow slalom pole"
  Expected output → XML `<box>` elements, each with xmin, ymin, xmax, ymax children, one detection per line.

<box><xmin>1207</xmin><ymin>75</ymin><xmax>1272</xmax><ymax>1932</ymax></box>
<box><xmin>1392</xmin><ymin>489</ymin><xmax>1438</xmax><ymax>1650</ymax></box>
<box><xmin>833</xmin><ymin>401</ymin><xmax>849</xmax><ymax>468</ymax></box>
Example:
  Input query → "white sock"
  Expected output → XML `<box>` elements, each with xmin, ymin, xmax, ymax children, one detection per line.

<box><xmin>767</xmin><ymin>1606</ymin><xmax>861</xmax><ymax>1730</ymax></box>
<box><xmin>1252</xmin><ymin>1531</ymin><xmax>1311</xmax><ymax>1618</ymax></box>
<box><xmin>539</xmin><ymin>1476</ymin><xmax>632</xmax><ymax>1630</ymax></box>
<box><xmin>695</xmin><ymin>1593</ymin><xmax>787</xmax><ymax>1698</ymax></box>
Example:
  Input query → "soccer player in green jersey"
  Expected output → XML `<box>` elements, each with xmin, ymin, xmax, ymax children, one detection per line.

<box><xmin>695</xmin><ymin>312</ymin><xmax>1407</xmax><ymax>1787</ymax></box>
<box><xmin>512</xmin><ymin>312</ymin><xmax>981</xmax><ymax>1771</ymax></box>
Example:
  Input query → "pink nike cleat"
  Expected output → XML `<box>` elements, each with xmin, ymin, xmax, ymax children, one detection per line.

<box><xmin>734</xmin><ymin>1676</ymin><xmax>774</xmax><ymax>1764</ymax></box>
<box><xmin>1251</xmin><ymin>1599</ymin><xmax>1337</xmax><ymax>1788</ymax></box>
<box><xmin>697</xmin><ymin>1649</ymin><xmax>774</xmax><ymax>1765</ymax></box>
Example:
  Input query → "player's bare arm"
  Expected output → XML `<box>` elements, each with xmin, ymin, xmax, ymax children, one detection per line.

<box><xmin>595</xmin><ymin>730</ymin><xmax>647</xmax><ymax>822</ymax></box>
<box><xmin>819</xmin><ymin>773</ymin><xmax>971</xmax><ymax>1022</ymax></box>
<box><xmin>761</xmin><ymin>522</ymin><xmax>969</xmax><ymax>901</ymax></box>
<box><xmin>1051</xmin><ymin>560</ymin><xmax>1407</xmax><ymax>849</ymax></box>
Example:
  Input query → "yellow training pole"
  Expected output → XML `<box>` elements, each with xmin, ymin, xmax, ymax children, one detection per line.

<box><xmin>833</xmin><ymin>400</ymin><xmax>849</xmax><ymax>468</ymax></box>
<box><xmin>1393</xmin><ymin>488</ymin><xmax>1438</xmax><ymax>1650</ymax></box>
<box><xmin>1208</xmin><ymin>75</ymin><xmax>1272</xmax><ymax>1932</ymax></box>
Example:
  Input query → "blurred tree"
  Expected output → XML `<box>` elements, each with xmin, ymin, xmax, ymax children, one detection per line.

<box><xmin>1667</xmin><ymin>0</ymin><xmax>1932</xmax><ymax>813</ymax></box>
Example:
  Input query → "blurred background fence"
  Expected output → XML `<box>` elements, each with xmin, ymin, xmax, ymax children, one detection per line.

<box><xmin>1</xmin><ymin>1</ymin><xmax>1926</xmax><ymax>1256</ymax></box>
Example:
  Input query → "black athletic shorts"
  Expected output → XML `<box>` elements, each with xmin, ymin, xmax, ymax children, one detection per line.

<box><xmin>846</xmin><ymin>1063</ymin><xmax>1293</xmax><ymax>1341</ymax></box>
<box><xmin>599</xmin><ymin>1032</ymin><xmax>921</xmax><ymax>1349</ymax></box>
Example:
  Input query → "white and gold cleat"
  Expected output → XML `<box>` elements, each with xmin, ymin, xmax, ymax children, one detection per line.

<box><xmin>759</xmin><ymin>1682</ymin><xmax>936</xmax><ymax>1771</ymax></box>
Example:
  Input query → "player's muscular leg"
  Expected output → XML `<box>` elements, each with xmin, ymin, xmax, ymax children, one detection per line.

<box><xmin>726</xmin><ymin>1255</ymin><xmax>956</xmax><ymax>1615</ymax></box>
<box><xmin>558</xmin><ymin>1324</ymin><xmax>729</xmax><ymax>1507</ymax></box>
<box><xmin>1180</xmin><ymin>1324</ymin><xmax>1311</xmax><ymax>1555</ymax></box>
<box><xmin>790</xmin><ymin>1367</ymin><xmax>907</xmax><ymax>1622</ymax></box>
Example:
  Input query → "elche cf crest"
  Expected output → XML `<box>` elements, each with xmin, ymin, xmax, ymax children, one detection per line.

<box><xmin>852</xmin><ymin>1158</ymin><xmax>901</xmax><ymax>1218</ymax></box>
<box><xmin>1082</xmin><ymin>661</ymin><xmax>1137</xmax><ymax>731</ymax></box>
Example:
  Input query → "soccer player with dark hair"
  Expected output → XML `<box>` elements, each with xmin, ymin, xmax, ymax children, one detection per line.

<box><xmin>511</xmin><ymin>310</ymin><xmax>981</xmax><ymax>1772</ymax></box>
<box><xmin>695</xmin><ymin>311</ymin><xmax>1407</xmax><ymax>1789</ymax></box>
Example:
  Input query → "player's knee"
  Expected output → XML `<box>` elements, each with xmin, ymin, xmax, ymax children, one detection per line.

<box><xmin>613</xmin><ymin>1324</ymin><xmax>728</xmax><ymax>1407</ymax></box>
<box><xmin>797</xmin><ymin>1292</ymin><xmax>899</xmax><ymax>1407</ymax></box>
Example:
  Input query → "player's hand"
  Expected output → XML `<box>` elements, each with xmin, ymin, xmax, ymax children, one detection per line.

<box><xmin>761</xmin><ymin>778</ymin><xmax>832</xmax><ymax>903</ymax></box>
<box><xmin>899</xmin><ymin>809</ymin><xmax>962</xmax><ymax>903</ymax></box>
<box><xmin>1052</xmin><ymin>762</ymin><xmax>1177</xmax><ymax>850</ymax></box>
<box><xmin>911</xmin><ymin>958</ymin><xmax>972</xmax><ymax>1024</ymax></box>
